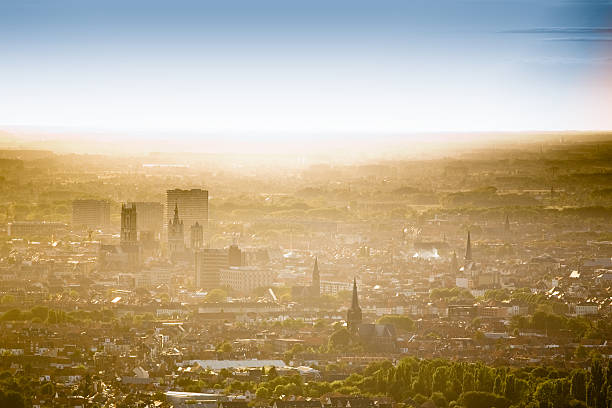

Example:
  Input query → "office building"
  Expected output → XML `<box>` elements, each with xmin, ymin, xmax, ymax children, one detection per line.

<box><xmin>194</xmin><ymin>248</ymin><xmax>228</xmax><ymax>289</ymax></box>
<box><xmin>130</xmin><ymin>201</ymin><xmax>163</xmax><ymax>238</ymax></box>
<box><xmin>72</xmin><ymin>199</ymin><xmax>111</xmax><ymax>229</ymax></box>
<box><xmin>166</xmin><ymin>189</ymin><xmax>208</xmax><ymax>246</ymax></box>
<box><xmin>220</xmin><ymin>266</ymin><xmax>275</xmax><ymax>294</ymax></box>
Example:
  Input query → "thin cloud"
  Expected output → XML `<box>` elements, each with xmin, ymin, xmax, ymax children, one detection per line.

<box><xmin>503</xmin><ymin>27</ymin><xmax>612</xmax><ymax>34</ymax></box>
<box><xmin>545</xmin><ymin>37</ymin><xmax>612</xmax><ymax>42</ymax></box>
<box><xmin>517</xmin><ymin>56</ymin><xmax>612</xmax><ymax>65</ymax></box>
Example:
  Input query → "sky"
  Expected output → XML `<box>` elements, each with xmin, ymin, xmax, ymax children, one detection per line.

<box><xmin>0</xmin><ymin>0</ymin><xmax>611</xmax><ymax>142</ymax></box>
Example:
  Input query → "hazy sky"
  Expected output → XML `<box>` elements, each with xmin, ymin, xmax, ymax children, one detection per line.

<box><xmin>1</xmin><ymin>0</ymin><xmax>611</xmax><ymax>135</ymax></box>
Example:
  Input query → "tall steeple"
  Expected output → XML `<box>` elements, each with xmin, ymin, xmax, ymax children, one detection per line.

<box><xmin>347</xmin><ymin>277</ymin><xmax>362</xmax><ymax>332</ymax></box>
<box><xmin>311</xmin><ymin>257</ymin><xmax>320</xmax><ymax>297</ymax></box>
<box><xmin>504</xmin><ymin>214</ymin><xmax>510</xmax><ymax>234</ymax></box>
<box><xmin>173</xmin><ymin>203</ymin><xmax>180</xmax><ymax>224</ymax></box>
<box><xmin>168</xmin><ymin>203</ymin><xmax>185</xmax><ymax>261</ymax></box>
<box><xmin>465</xmin><ymin>230</ymin><xmax>472</xmax><ymax>261</ymax></box>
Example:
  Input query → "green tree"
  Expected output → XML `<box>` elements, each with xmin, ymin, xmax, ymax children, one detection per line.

<box><xmin>328</xmin><ymin>327</ymin><xmax>351</xmax><ymax>350</ymax></box>
<box><xmin>570</xmin><ymin>370</ymin><xmax>587</xmax><ymax>402</ymax></box>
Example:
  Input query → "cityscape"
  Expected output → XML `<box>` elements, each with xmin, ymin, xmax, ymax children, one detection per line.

<box><xmin>0</xmin><ymin>139</ymin><xmax>611</xmax><ymax>407</ymax></box>
<box><xmin>1</xmin><ymin>0</ymin><xmax>612</xmax><ymax>407</ymax></box>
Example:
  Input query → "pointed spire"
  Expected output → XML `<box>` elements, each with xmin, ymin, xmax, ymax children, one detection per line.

<box><xmin>347</xmin><ymin>276</ymin><xmax>362</xmax><ymax>331</ymax></box>
<box><xmin>311</xmin><ymin>257</ymin><xmax>320</xmax><ymax>297</ymax></box>
<box><xmin>351</xmin><ymin>277</ymin><xmax>359</xmax><ymax>310</ymax></box>
<box><xmin>504</xmin><ymin>214</ymin><xmax>510</xmax><ymax>233</ymax></box>
<box><xmin>173</xmin><ymin>203</ymin><xmax>180</xmax><ymax>224</ymax></box>
<box><xmin>465</xmin><ymin>230</ymin><xmax>472</xmax><ymax>261</ymax></box>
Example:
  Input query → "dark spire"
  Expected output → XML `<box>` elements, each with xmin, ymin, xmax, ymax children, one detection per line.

<box><xmin>465</xmin><ymin>230</ymin><xmax>472</xmax><ymax>261</ymax></box>
<box><xmin>505</xmin><ymin>214</ymin><xmax>510</xmax><ymax>233</ymax></box>
<box><xmin>311</xmin><ymin>257</ymin><xmax>320</xmax><ymax>297</ymax></box>
<box><xmin>173</xmin><ymin>203</ymin><xmax>181</xmax><ymax>224</ymax></box>
<box><xmin>351</xmin><ymin>277</ymin><xmax>359</xmax><ymax>310</ymax></box>
<box><xmin>347</xmin><ymin>276</ymin><xmax>362</xmax><ymax>332</ymax></box>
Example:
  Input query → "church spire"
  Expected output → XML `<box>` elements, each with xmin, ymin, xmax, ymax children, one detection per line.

<box><xmin>504</xmin><ymin>214</ymin><xmax>510</xmax><ymax>234</ymax></box>
<box><xmin>311</xmin><ymin>257</ymin><xmax>320</xmax><ymax>297</ymax></box>
<box><xmin>347</xmin><ymin>277</ymin><xmax>362</xmax><ymax>332</ymax></box>
<box><xmin>465</xmin><ymin>230</ymin><xmax>472</xmax><ymax>261</ymax></box>
<box><xmin>351</xmin><ymin>277</ymin><xmax>359</xmax><ymax>309</ymax></box>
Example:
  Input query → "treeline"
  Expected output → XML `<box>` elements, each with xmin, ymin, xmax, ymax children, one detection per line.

<box><xmin>177</xmin><ymin>357</ymin><xmax>612</xmax><ymax>408</ymax></box>
<box><xmin>0</xmin><ymin>306</ymin><xmax>114</xmax><ymax>324</ymax></box>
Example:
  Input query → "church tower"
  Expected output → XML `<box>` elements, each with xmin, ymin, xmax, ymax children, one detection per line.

<box><xmin>191</xmin><ymin>221</ymin><xmax>203</xmax><ymax>249</ymax></box>
<box><xmin>168</xmin><ymin>204</ymin><xmax>185</xmax><ymax>261</ymax></box>
<box><xmin>311</xmin><ymin>257</ymin><xmax>320</xmax><ymax>297</ymax></box>
<box><xmin>121</xmin><ymin>203</ymin><xmax>140</xmax><ymax>270</ymax></box>
<box><xmin>347</xmin><ymin>277</ymin><xmax>362</xmax><ymax>333</ymax></box>
<box><xmin>465</xmin><ymin>230</ymin><xmax>472</xmax><ymax>262</ymax></box>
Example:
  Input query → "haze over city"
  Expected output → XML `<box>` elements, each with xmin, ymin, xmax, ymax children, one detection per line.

<box><xmin>0</xmin><ymin>1</ymin><xmax>611</xmax><ymax>408</ymax></box>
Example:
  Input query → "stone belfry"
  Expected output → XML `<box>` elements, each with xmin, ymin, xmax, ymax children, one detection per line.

<box><xmin>121</xmin><ymin>203</ymin><xmax>139</xmax><ymax>270</ymax></box>
<box><xmin>191</xmin><ymin>221</ymin><xmax>203</xmax><ymax>249</ymax></box>
<box><xmin>311</xmin><ymin>257</ymin><xmax>320</xmax><ymax>297</ymax></box>
<box><xmin>347</xmin><ymin>277</ymin><xmax>362</xmax><ymax>333</ymax></box>
<box><xmin>121</xmin><ymin>203</ymin><xmax>137</xmax><ymax>243</ymax></box>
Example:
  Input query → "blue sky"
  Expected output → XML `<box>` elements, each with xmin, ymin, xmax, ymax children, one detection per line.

<box><xmin>1</xmin><ymin>0</ymin><xmax>611</xmax><ymax>136</ymax></box>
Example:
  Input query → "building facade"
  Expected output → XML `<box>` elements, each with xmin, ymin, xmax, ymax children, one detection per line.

<box><xmin>130</xmin><ymin>201</ymin><xmax>163</xmax><ymax>239</ymax></box>
<box><xmin>194</xmin><ymin>248</ymin><xmax>228</xmax><ymax>288</ymax></box>
<box><xmin>72</xmin><ymin>199</ymin><xmax>111</xmax><ymax>229</ymax></box>
<box><xmin>219</xmin><ymin>266</ymin><xmax>275</xmax><ymax>294</ymax></box>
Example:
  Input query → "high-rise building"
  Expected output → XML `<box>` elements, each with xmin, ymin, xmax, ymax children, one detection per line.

<box><xmin>130</xmin><ymin>202</ymin><xmax>163</xmax><ymax>238</ymax></box>
<box><xmin>166</xmin><ymin>189</ymin><xmax>208</xmax><ymax>246</ymax></box>
<box><xmin>72</xmin><ymin>199</ymin><xmax>111</xmax><ymax>229</ymax></box>
<box><xmin>194</xmin><ymin>248</ymin><xmax>228</xmax><ymax>289</ymax></box>
<box><xmin>191</xmin><ymin>222</ymin><xmax>203</xmax><ymax>249</ymax></box>
<box><xmin>168</xmin><ymin>204</ymin><xmax>185</xmax><ymax>261</ymax></box>
<box><xmin>347</xmin><ymin>277</ymin><xmax>362</xmax><ymax>333</ymax></box>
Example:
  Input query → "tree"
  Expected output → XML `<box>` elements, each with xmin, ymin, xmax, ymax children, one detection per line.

<box><xmin>267</xmin><ymin>366</ymin><xmax>278</xmax><ymax>380</ymax></box>
<box><xmin>587</xmin><ymin>359</ymin><xmax>606</xmax><ymax>408</ymax></box>
<box><xmin>216</xmin><ymin>341</ymin><xmax>232</xmax><ymax>353</ymax></box>
<box><xmin>570</xmin><ymin>370</ymin><xmax>587</xmax><ymax>402</ymax></box>
<box><xmin>256</xmin><ymin>387</ymin><xmax>270</xmax><ymax>400</ymax></box>
<box><xmin>377</xmin><ymin>315</ymin><xmax>415</xmax><ymax>331</ymax></box>
<box><xmin>458</xmin><ymin>391</ymin><xmax>510</xmax><ymax>408</ymax></box>
<box><xmin>205</xmin><ymin>289</ymin><xmax>228</xmax><ymax>303</ymax></box>
<box><xmin>328</xmin><ymin>327</ymin><xmax>351</xmax><ymax>350</ymax></box>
